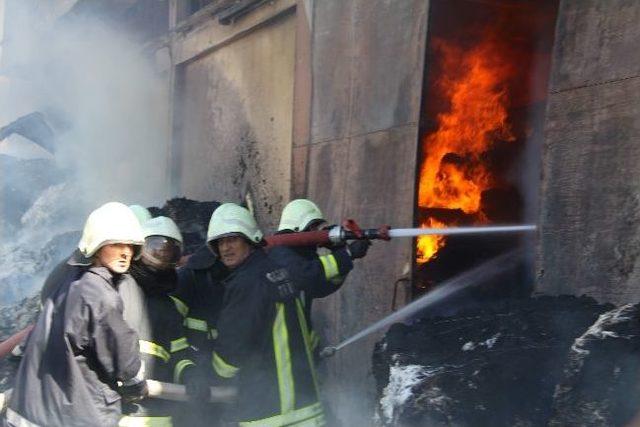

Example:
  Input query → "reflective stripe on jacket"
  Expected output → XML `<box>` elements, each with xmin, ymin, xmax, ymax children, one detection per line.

<box><xmin>267</xmin><ymin>244</ymin><xmax>354</xmax><ymax>355</ymax></box>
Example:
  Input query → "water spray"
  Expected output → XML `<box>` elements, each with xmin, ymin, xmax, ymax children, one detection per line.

<box><xmin>320</xmin><ymin>249</ymin><xmax>524</xmax><ymax>358</ymax></box>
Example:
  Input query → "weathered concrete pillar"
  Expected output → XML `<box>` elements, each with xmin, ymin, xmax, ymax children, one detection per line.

<box><xmin>300</xmin><ymin>1</ymin><xmax>429</xmax><ymax>424</ymax></box>
<box><xmin>539</xmin><ymin>0</ymin><xmax>640</xmax><ymax>304</ymax></box>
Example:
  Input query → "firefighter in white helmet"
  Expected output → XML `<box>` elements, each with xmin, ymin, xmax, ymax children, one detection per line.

<box><xmin>129</xmin><ymin>204</ymin><xmax>153</xmax><ymax>225</ymax></box>
<box><xmin>7</xmin><ymin>202</ymin><xmax>147</xmax><ymax>427</ymax></box>
<box><xmin>272</xmin><ymin>199</ymin><xmax>371</xmax><ymax>354</ymax></box>
<box><xmin>208</xmin><ymin>203</ymin><xmax>326</xmax><ymax>426</ymax></box>
<box><xmin>119</xmin><ymin>216</ymin><xmax>197</xmax><ymax>427</ymax></box>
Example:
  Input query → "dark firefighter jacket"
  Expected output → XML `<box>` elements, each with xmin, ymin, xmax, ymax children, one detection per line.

<box><xmin>268</xmin><ymin>244</ymin><xmax>353</xmax><ymax>352</ymax></box>
<box><xmin>8</xmin><ymin>267</ymin><xmax>142</xmax><ymax>427</ymax></box>
<box><xmin>212</xmin><ymin>249</ymin><xmax>325</xmax><ymax>426</ymax></box>
<box><xmin>173</xmin><ymin>245</ymin><xmax>228</xmax><ymax>356</ymax></box>
<box><xmin>118</xmin><ymin>263</ymin><xmax>196</xmax><ymax>426</ymax></box>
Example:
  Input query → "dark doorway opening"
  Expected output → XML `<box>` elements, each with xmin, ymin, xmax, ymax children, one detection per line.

<box><xmin>413</xmin><ymin>0</ymin><xmax>559</xmax><ymax>298</ymax></box>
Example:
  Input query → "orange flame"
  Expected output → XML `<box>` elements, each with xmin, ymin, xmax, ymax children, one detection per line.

<box><xmin>416</xmin><ymin>218</ymin><xmax>446</xmax><ymax>264</ymax></box>
<box><xmin>416</xmin><ymin>35</ymin><xmax>515</xmax><ymax>263</ymax></box>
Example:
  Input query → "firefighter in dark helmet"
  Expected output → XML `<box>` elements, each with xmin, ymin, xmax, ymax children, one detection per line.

<box><xmin>208</xmin><ymin>203</ymin><xmax>325</xmax><ymax>426</ymax></box>
<box><xmin>119</xmin><ymin>216</ymin><xmax>197</xmax><ymax>427</ymax></box>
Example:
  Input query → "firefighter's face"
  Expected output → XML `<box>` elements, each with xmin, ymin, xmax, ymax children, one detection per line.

<box><xmin>95</xmin><ymin>243</ymin><xmax>134</xmax><ymax>274</ymax></box>
<box><xmin>217</xmin><ymin>235</ymin><xmax>252</xmax><ymax>269</ymax></box>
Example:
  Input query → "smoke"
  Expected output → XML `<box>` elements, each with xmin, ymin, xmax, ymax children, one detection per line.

<box><xmin>0</xmin><ymin>2</ymin><xmax>170</xmax><ymax>304</ymax></box>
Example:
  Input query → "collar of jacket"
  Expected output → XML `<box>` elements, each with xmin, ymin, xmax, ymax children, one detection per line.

<box><xmin>87</xmin><ymin>266</ymin><xmax>126</xmax><ymax>287</ymax></box>
<box><xmin>129</xmin><ymin>261</ymin><xmax>177</xmax><ymax>295</ymax></box>
<box><xmin>67</xmin><ymin>248</ymin><xmax>92</xmax><ymax>267</ymax></box>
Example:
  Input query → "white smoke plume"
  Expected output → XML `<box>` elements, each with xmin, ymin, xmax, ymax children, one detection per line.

<box><xmin>0</xmin><ymin>1</ymin><xmax>170</xmax><ymax>304</ymax></box>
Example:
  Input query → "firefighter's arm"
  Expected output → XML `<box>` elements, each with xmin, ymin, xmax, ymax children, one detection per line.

<box><xmin>314</xmin><ymin>247</ymin><xmax>354</xmax><ymax>293</ymax></box>
<box><xmin>93</xmin><ymin>293</ymin><xmax>144</xmax><ymax>383</ymax></box>
<box><xmin>174</xmin><ymin>269</ymin><xmax>210</xmax><ymax>339</ymax></box>
<box><xmin>65</xmin><ymin>280</ymin><xmax>142</xmax><ymax>383</ymax></box>
<box><xmin>270</xmin><ymin>246</ymin><xmax>354</xmax><ymax>298</ymax></box>
<box><xmin>166</xmin><ymin>304</ymin><xmax>197</xmax><ymax>384</ymax></box>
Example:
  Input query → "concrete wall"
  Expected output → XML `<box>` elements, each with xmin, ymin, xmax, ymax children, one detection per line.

<box><xmin>169</xmin><ymin>1</ymin><xmax>296</xmax><ymax>230</ymax></box>
<box><xmin>293</xmin><ymin>1</ymin><xmax>429</xmax><ymax>423</ymax></box>
<box><xmin>165</xmin><ymin>0</ymin><xmax>428</xmax><ymax>423</ymax></box>
<box><xmin>538</xmin><ymin>0</ymin><xmax>640</xmax><ymax>304</ymax></box>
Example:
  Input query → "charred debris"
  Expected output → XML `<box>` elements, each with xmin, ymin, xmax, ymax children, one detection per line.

<box><xmin>373</xmin><ymin>295</ymin><xmax>640</xmax><ymax>427</ymax></box>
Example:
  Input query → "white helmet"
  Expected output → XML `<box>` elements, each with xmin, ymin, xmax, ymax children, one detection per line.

<box><xmin>278</xmin><ymin>199</ymin><xmax>325</xmax><ymax>232</ymax></box>
<box><xmin>142</xmin><ymin>216</ymin><xmax>183</xmax><ymax>244</ymax></box>
<box><xmin>128</xmin><ymin>204</ymin><xmax>152</xmax><ymax>225</ymax></box>
<box><xmin>78</xmin><ymin>202</ymin><xmax>145</xmax><ymax>258</ymax></box>
<box><xmin>207</xmin><ymin>203</ymin><xmax>263</xmax><ymax>245</ymax></box>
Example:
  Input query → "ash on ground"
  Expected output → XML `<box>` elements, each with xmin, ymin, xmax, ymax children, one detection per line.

<box><xmin>373</xmin><ymin>295</ymin><xmax>640</xmax><ymax>427</ymax></box>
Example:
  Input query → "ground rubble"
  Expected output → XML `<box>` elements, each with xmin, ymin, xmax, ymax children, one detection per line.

<box><xmin>373</xmin><ymin>295</ymin><xmax>640</xmax><ymax>427</ymax></box>
<box><xmin>0</xmin><ymin>294</ymin><xmax>39</xmax><ymax>392</ymax></box>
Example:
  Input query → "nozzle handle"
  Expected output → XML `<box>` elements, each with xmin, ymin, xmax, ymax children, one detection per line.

<box><xmin>343</xmin><ymin>226</ymin><xmax>391</xmax><ymax>241</ymax></box>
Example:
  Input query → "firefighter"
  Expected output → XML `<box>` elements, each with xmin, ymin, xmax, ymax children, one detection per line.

<box><xmin>129</xmin><ymin>204</ymin><xmax>153</xmax><ymax>225</ymax></box>
<box><xmin>118</xmin><ymin>216</ymin><xmax>197</xmax><ymax>427</ymax></box>
<box><xmin>7</xmin><ymin>202</ymin><xmax>147</xmax><ymax>427</ymax></box>
<box><xmin>39</xmin><ymin>204</ymin><xmax>153</xmax><ymax>304</ymax></box>
<box><xmin>271</xmin><ymin>199</ymin><xmax>371</xmax><ymax>353</ymax></box>
<box><xmin>208</xmin><ymin>203</ymin><xmax>325</xmax><ymax>426</ymax></box>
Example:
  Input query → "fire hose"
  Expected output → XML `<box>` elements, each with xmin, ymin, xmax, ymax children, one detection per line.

<box><xmin>146</xmin><ymin>380</ymin><xmax>236</xmax><ymax>402</ymax></box>
<box><xmin>0</xmin><ymin>326</ymin><xmax>33</xmax><ymax>360</ymax></box>
<box><xmin>0</xmin><ymin>380</ymin><xmax>237</xmax><ymax>413</ymax></box>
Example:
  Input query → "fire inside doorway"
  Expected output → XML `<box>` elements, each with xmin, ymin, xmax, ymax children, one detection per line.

<box><xmin>414</xmin><ymin>0</ymin><xmax>559</xmax><ymax>296</ymax></box>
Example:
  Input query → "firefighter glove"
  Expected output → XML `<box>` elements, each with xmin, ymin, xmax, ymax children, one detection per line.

<box><xmin>119</xmin><ymin>379</ymin><xmax>149</xmax><ymax>402</ymax></box>
<box><xmin>266</xmin><ymin>268</ymin><xmax>297</xmax><ymax>301</ymax></box>
<box><xmin>347</xmin><ymin>239</ymin><xmax>371</xmax><ymax>259</ymax></box>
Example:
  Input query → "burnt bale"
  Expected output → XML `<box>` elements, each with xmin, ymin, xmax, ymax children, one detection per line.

<box><xmin>373</xmin><ymin>295</ymin><xmax>612</xmax><ymax>427</ymax></box>
<box><xmin>549</xmin><ymin>304</ymin><xmax>640</xmax><ymax>427</ymax></box>
<box><xmin>151</xmin><ymin>198</ymin><xmax>220</xmax><ymax>255</ymax></box>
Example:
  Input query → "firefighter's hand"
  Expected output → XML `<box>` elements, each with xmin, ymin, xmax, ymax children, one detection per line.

<box><xmin>347</xmin><ymin>239</ymin><xmax>371</xmax><ymax>259</ymax></box>
<box><xmin>119</xmin><ymin>379</ymin><xmax>148</xmax><ymax>402</ymax></box>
